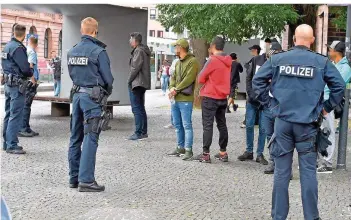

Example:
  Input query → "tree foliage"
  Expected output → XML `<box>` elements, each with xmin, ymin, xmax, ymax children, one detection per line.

<box><xmin>157</xmin><ymin>4</ymin><xmax>299</xmax><ymax>44</ymax></box>
<box><xmin>330</xmin><ymin>6</ymin><xmax>347</xmax><ymax>30</ymax></box>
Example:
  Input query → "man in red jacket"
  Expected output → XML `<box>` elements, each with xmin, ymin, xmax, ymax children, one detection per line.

<box><xmin>193</xmin><ymin>36</ymin><xmax>232</xmax><ymax>163</ymax></box>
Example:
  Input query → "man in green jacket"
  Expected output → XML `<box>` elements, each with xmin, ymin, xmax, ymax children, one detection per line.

<box><xmin>167</xmin><ymin>39</ymin><xmax>200</xmax><ymax>161</ymax></box>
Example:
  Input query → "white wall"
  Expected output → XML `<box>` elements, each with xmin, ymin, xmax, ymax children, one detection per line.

<box><xmin>61</xmin><ymin>11</ymin><xmax>148</xmax><ymax>105</ymax></box>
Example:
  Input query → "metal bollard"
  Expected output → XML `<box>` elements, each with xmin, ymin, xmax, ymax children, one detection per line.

<box><xmin>336</xmin><ymin>83</ymin><xmax>350</xmax><ymax>170</ymax></box>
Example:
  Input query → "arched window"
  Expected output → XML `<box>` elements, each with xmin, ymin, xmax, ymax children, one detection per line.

<box><xmin>58</xmin><ymin>30</ymin><xmax>62</xmax><ymax>57</ymax></box>
<box><xmin>44</xmin><ymin>28</ymin><xmax>52</xmax><ymax>58</ymax></box>
<box><xmin>29</xmin><ymin>26</ymin><xmax>37</xmax><ymax>34</ymax></box>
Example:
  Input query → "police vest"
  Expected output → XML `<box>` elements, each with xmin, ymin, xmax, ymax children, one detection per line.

<box><xmin>269</xmin><ymin>48</ymin><xmax>328</xmax><ymax>124</ymax></box>
<box><xmin>1</xmin><ymin>39</ymin><xmax>27</xmax><ymax>77</ymax></box>
<box><xmin>67</xmin><ymin>39</ymin><xmax>105</xmax><ymax>87</ymax></box>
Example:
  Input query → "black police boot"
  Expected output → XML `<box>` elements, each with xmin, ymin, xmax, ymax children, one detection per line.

<box><xmin>78</xmin><ymin>181</ymin><xmax>105</xmax><ymax>192</ymax></box>
<box><xmin>264</xmin><ymin>162</ymin><xmax>275</xmax><ymax>174</ymax></box>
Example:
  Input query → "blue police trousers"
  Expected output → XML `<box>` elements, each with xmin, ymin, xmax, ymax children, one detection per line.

<box><xmin>3</xmin><ymin>84</ymin><xmax>25</xmax><ymax>150</ymax></box>
<box><xmin>68</xmin><ymin>93</ymin><xmax>102</xmax><ymax>184</ymax></box>
<box><xmin>271</xmin><ymin>118</ymin><xmax>319</xmax><ymax>220</ymax></box>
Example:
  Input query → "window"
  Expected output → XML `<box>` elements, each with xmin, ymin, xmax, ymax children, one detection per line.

<box><xmin>149</xmin><ymin>30</ymin><xmax>155</xmax><ymax>37</ymax></box>
<box><xmin>150</xmin><ymin>8</ymin><xmax>156</xmax><ymax>20</ymax></box>
<box><xmin>157</xmin><ymin>31</ymin><xmax>163</xmax><ymax>38</ymax></box>
<box><xmin>58</xmin><ymin>30</ymin><xmax>62</xmax><ymax>57</ymax></box>
<box><xmin>44</xmin><ymin>28</ymin><xmax>52</xmax><ymax>58</ymax></box>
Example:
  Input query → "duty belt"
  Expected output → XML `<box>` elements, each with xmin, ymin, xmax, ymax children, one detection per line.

<box><xmin>3</xmin><ymin>74</ymin><xmax>26</xmax><ymax>86</ymax></box>
<box><xmin>77</xmin><ymin>87</ymin><xmax>93</xmax><ymax>95</ymax></box>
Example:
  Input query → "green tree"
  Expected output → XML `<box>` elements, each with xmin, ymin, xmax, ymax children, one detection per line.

<box><xmin>157</xmin><ymin>4</ymin><xmax>299</xmax><ymax>107</ymax></box>
<box><xmin>330</xmin><ymin>6</ymin><xmax>347</xmax><ymax>30</ymax></box>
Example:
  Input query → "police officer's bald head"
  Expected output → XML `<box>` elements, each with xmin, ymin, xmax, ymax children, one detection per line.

<box><xmin>81</xmin><ymin>17</ymin><xmax>98</xmax><ymax>37</ymax></box>
<box><xmin>294</xmin><ymin>24</ymin><xmax>315</xmax><ymax>48</ymax></box>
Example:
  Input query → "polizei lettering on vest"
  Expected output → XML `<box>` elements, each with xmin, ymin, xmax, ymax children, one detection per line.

<box><xmin>68</xmin><ymin>57</ymin><xmax>89</xmax><ymax>66</ymax></box>
<box><xmin>279</xmin><ymin>66</ymin><xmax>314</xmax><ymax>78</ymax></box>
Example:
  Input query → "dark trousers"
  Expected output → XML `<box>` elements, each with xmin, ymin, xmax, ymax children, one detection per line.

<box><xmin>68</xmin><ymin>93</ymin><xmax>102</xmax><ymax>184</ymax></box>
<box><xmin>201</xmin><ymin>97</ymin><xmax>228</xmax><ymax>153</ymax></box>
<box><xmin>271</xmin><ymin>118</ymin><xmax>319</xmax><ymax>220</ymax></box>
<box><xmin>129</xmin><ymin>86</ymin><xmax>148</xmax><ymax>136</ymax></box>
<box><xmin>3</xmin><ymin>85</ymin><xmax>25</xmax><ymax>150</ymax></box>
<box><xmin>21</xmin><ymin>86</ymin><xmax>37</xmax><ymax>133</ymax></box>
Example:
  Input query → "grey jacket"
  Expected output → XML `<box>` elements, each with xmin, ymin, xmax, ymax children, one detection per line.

<box><xmin>128</xmin><ymin>44</ymin><xmax>151</xmax><ymax>90</ymax></box>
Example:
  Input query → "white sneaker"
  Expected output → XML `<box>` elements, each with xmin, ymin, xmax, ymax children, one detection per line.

<box><xmin>240</xmin><ymin>123</ymin><xmax>246</xmax><ymax>128</ymax></box>
<box><xmin>164</xmin><ymin>124</ymin><xmax>174</xmax><ymax>129</ymax></box>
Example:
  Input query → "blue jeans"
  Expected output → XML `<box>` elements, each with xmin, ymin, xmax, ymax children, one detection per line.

<box><xmin>161</xmin><ymin>75</ymin><xmax>169</xmax><ymax>93</ymax></box>
<box><xmin>262</xmin><ymin>107</ymin><xmax>275</xmax><ymax>161</ymax></box>
<box><xmin>129</xmin><ymin>87</ymin><xmax>147</xmax><ymax>136</ymax></box>
<box><xmin>246</xmin><ymin>102</ymin><xmax>266</xmax><ymax>155</ymax></box>
<box><xmin>54</xmin><ymin>79</ymin><xmax>61</xmax><ymax>96</ymax></box>
<box><xmin>3</xmin><ymin>84</ymin><xmax>25</xmax><ymax>150</ymax></box>
<box><xmin>171</xmin><ymin>101</ymin><xmax>193</xmax><ymax>149</ymax></box>
<box><xmin>21</xmin><ymin>86</ymin><xmax>37</xmax><ymax>133</ymax></box>
<box><xmin>271</xmin><ymin>117</ymin><xmax>319</xmax><ymax>220</ymax></box>
<box><xmin>68</xmin><ymin>93</ymin><xmax>102</xmax><ymax>184</ymax></box>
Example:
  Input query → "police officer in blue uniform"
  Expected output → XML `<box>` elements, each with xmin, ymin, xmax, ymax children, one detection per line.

<box><xmin>67</xmin><ymin>17</ymin><xmax>114</xmax><ymax>192</ymax></box>
<box><xmin>1</xmin><ymin>24</ymin><xmax>33</xmax><ymax>154</ymax></box>
<box><xmin>253</xmin><ymin>24</ymin><xmax>345</xmax><ymax>220</ymax></box>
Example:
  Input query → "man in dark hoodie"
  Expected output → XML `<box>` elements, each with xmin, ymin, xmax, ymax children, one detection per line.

<box><xmin>226</xmin><ymin>52</ymin><xmax>243</xmax><ymax>113</ymax></box>
<box><xmin>127</xmin><ymin>32</ymin><xmax>151</xmax><ymax>141</ymax></box>
<box><xmin>237</xmin><ymin>44</ymin><xmax>268</xmax><ymax>165</ymax></box>
<box><xmin>193</xmin><ymin>36</ymin><xmax>232</xmax><ymax>163</ymax></box>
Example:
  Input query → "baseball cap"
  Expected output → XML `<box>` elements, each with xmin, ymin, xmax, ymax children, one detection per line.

<box><xmin>326</xmin><ymin>41</ymin><xmax>345</xmax><ymax>53</ymax></box>
<box><xmin>270</xmin><ymin>42</ymin><xmax>282</xmax><ymax>51</ymax></box>
<box><xmin>171</xmin><ymin>38</ymin><xmax>189</xmax><ymax>49</ymax></box>
<box><xmin>249</xmin><ymin>45</ymin><xmax>261</xmax><ymax>51</ymax></box>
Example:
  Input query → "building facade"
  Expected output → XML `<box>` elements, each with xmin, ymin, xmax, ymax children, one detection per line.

<box><xmin>1</xmin><ymin>9</ymin><xmax>63</xmax><ymax>66</ymax></box>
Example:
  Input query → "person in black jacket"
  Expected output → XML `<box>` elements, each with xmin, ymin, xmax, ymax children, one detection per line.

<box><xmin>238</xmin><ymin>46</ymin><xmax>268</xmax><ymax>165</ymax></box>
<box><xmin>226</xmin><ymin>53</ymin><xmax>243</xmax><ymax>113</ymax></box>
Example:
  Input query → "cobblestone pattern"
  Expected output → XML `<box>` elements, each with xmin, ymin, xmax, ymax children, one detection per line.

<box><xmin>1</xmin><ymin>90</ymin><xmax>351</xmax><ymax>220</ymax></box>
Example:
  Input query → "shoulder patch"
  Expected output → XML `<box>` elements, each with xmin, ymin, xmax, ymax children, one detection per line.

<box><xmin>1</xmin><ymin>52</ymin><xmax>8</xmax><ymax>59</ymax></box>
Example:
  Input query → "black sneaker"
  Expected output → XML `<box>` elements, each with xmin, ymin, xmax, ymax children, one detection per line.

<box><xmin>264</xmin><ymin>162</ymin><xmax>275</xmax><ymax>174</ymax></box>
<box><xmin>140</xmin><ymin>134</ymin><xmax>148</xmax><ymax>140</ymax></box>
<box><xmin>6</xmin><ymin>147</ymin><xmax>26</xmax><ymax>154</ymax></box>
<box><xmin>69</xmin><ymin>182</ymin><xmax>78</xmax><ymax>188</ymax></box>
<box><xmin>78</xmin><ymin>181</ymin><xmax>105</xmax><ymax>192</ymax></box>
<box><xmin>193</xmin><ymin>153</ymin><xmax>211</xmax><ymax>163</ymax></box>
<box><xmin>238</xmin><ymin>151</ymin><xmax>253</xmax><ymax>161</ymax></box>
<box><xmin>125</xmin><ymin>133</ymin><xmax>142</xmax><ymax>141</ymax></box>
<box><xmin>226</xmin><ymin>107</ymin><xmax>231</xmax><ymax>113</ymax></box>
<box><xmin>29</xmin><ymin>130</ymin><xmax>39</xmax><ymax>136</ymax></box>
<box><xmin>317</xmin><ymin>165</ymin><xmax>333</xmax><ymax>174</ymax></box>
<box><xmin>256</xmin><ymin>155</ymin><xmax>268</xmax><ymax>165</ymax></box>
<box><xmin>18</xmin><ymin>131</ymin><xmax>34</xmax><ymax>137</ymax></box>
<box><xmin>167</xmin><ymin>147</ymin><xmax>186</xmax><ymax>157</ymax></box>
<box><xmin>233</xmin><ymin>104</ymin><xmax>239</xmax><ymax>112</ymax></box>
<box><xmin>214</xmin><ymin>152</ymin><xmax>229</xmax><ymax>162</ymax></box>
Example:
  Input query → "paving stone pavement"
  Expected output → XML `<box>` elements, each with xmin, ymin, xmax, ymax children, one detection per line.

<box><xmin>1</xmin><ymin>90</ymin><xmax>351</xmax><ymax>220</ymax></box>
